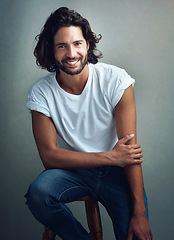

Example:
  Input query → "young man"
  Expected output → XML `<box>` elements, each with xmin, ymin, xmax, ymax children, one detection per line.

<box><xmin>25</xmin><ymin>7</ymin><xmax>152</xmax><ymax>240</ymax></box>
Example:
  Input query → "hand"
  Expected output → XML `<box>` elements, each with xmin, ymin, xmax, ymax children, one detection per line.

<box><xmin>110</xmin><ymin>134</ymin><xmax>143</xmax><ymax>167</ymax></box>
<box><xmin>127</xmin><ymin>214</ymin><xmax>153</xmax><ymax>240</ymax></box>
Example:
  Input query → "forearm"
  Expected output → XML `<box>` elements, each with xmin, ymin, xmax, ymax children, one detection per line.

<box><xmin>38</xmin><ymin>138</ymin><xmax>143</xmax><ymax>170</ymax></box>
<box><xmin>39</xmin><ymin>147</ymin><xmax>109</xmax><ymax>170</ymax></box>
<box><xmin>125</xmin><ymin>164</ymin><xmax>146</xmax><ymax>215</ymax></box>
<box><xmin>125</xmin><ymin>164</ymin><xmax>153</xmax><ymax>240</ymax></box>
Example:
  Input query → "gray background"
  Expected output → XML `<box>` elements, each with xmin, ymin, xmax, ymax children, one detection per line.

<box><xmin>1</xmin><ymin>0</ymin><xmax>173</xmax><ymax>239</ymax></box>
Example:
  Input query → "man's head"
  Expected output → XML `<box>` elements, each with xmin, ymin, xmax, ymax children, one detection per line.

<box><xmin>53</xmin><ymin>25</ymin><xmax>89</xmax><ymax>76</ymax></box>
<box><xmin>34</xmin><ymin>7</ymin><xmax>102</xmax><ymax>73</ymax></box>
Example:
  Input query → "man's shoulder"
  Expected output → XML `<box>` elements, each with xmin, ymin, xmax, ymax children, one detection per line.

<box><xmin>91</xmin><ymin>62</ymin><xmax>125</xmax><ymax>75</ymax></box>
<box><xmin>90</xmin><ymin>62</ymin><xmax>126</xmax><ymax>82</ymax></box>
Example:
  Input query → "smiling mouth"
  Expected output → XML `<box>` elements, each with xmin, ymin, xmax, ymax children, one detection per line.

<box><xmin>66</xmin><ymin>60</ymin><xmax>79</xmax><ymax>65</ymax></box>
<box><xmin>63</xmin><ymin>58</ymin><xmax>81</xmax><ymax>67</ymax></box>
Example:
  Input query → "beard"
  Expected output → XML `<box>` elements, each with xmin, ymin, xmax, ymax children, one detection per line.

<box><xmin>55</xmin><ymin>54</ymin><xmax>88</xmax><ymax>76</ymax></box>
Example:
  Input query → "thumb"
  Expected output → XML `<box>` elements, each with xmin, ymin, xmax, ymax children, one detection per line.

<box><xmin>119</xmin><ymin>134</ymin><xmax>134</xmax><ymax>145</ymax></box>
<box><xmin>127</xmin><ymin>231</ymin><xmax>133</xmax><ymax>240</ymax></box>
<box><xmin>127</xmin><ymin>230</ymin><xmax>133</xmax><ymax>240</ymax></box>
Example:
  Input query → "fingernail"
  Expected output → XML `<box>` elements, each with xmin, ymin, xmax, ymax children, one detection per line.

<box><xmin>130</xmin><ymin>134</ymin><xmax>134</xmax><ymax>137</ymax></box>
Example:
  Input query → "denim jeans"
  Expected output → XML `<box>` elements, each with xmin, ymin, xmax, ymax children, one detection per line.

<box><xmin>25</xmin><ymin>166</ymin><xmax>148</xmax><ymax>240</ymax></box>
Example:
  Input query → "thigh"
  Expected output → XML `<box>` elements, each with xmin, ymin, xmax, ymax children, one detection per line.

<box><xmin>26</xmin><ymin>169</ymin><xmax>92</xmax><ymax>204</ymax></box>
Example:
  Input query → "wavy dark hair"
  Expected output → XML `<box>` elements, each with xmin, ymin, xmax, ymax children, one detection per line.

<box><xmin>34</xmin><ymin>7</ymin><xmax>102</xmax><ymax>72</ymax></box>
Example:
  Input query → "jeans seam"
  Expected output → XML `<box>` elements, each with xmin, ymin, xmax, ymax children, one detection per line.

<box><xmin>58</xmin><ymin>186</ymin><xmax>80</xmax><ymax>201</ymax></box>
<box><xmin>58</xmin><ymin>185</ymin><xmax>93</xmax><ymax>201</ymax></box>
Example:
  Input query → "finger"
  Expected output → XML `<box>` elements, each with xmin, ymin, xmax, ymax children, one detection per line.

<box><xmin>130</xmin><ymin>147</ymin><xmax>142</xmax><ymax>155</ymax></box>
<box><xmin>133</xmin><ymin>152</ymin><xmax>143</xmax><ymax>159</ymax></box>
<box><xmin>132</xmin><ymin>143</ymin><xmax>141</xmax><ymax>149</ymax></box>
<box><xmin>149</xmin><ymin>230</ymin><xmax>153</xmax><ymax>239</ymax></box>
<box><xmin>132</xmin><ymin>159</ymin><xmax>143</xmax><ymax>164</ymax></box>
<box><xmin>119</xmin><ymin>134</ymin><xmax>135</xmax><ymax>145</ymax></box>
<box><xmin>144</xmin><ymin>229</ymin><xmax>153</xmax><ymax>240</ymax></box>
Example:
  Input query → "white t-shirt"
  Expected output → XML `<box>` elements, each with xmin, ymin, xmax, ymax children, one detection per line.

<box><xmin>27</xmin><ymin>62</ymin><xmax>135</xmax><ymax>152</ymax></box>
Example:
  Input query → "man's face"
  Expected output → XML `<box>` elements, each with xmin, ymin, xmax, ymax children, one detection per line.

<box><xmin>53</xmin><ymin>26</ymin><xmax>89</xmax><ymax>75</ymax></box>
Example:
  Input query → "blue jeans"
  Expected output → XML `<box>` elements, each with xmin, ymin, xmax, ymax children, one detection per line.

<box><xmin>25</xmin><ymin>166</ymin><xmax>148</xmax><ymax>240</ymax></box>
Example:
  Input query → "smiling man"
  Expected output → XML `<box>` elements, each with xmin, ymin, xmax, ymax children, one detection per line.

<box><xmin>25</xmin><ymin>7</ymin><xmax>152</xmax><ymax>240</ymax></box>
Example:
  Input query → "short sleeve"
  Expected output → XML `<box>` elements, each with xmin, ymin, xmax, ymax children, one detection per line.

<box><xmin>111</xmin><ymin>69</ymin><xmax>135</xmax><ymax>108</ymax></box>
<box><xmin>27</xmin><ymin>85</ymin><xmax>51</xmax><ymax>117</ymax></box>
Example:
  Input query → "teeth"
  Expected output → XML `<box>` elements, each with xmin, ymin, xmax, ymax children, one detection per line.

<box><xmin>66</xmin><ymin>60</ymin><xmax>78</xmax><ymax>65</ymax></box>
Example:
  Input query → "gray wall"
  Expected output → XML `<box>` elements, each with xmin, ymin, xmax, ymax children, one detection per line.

<box><xmin>1</xmin><ymin>0</ymin><xmax>173</xmax><ymax>239</ymax></box>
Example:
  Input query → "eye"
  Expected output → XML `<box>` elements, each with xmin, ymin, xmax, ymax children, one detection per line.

<box><xmin>58</xmin><ymin>45</ymin><xmax>65</xmax><ymax>49</ymax></box>
<box><xmin>75</xmin><ymin>42</ymin><xmax>82</xmax><ymax>46</ymax></box>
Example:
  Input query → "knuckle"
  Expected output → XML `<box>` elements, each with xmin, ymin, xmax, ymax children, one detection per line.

<box><xmin>128</xmin><ymin>150</ymin><xmax>132</xmax><ymax>155</ymax></box>
<box><xmin>127</xmin><ymin>145</ymin><xmax>132</xmax><ymax>150</ymax></box>
<box><xmin>136</xmin><ymin>144</ymin><xmax>141</xmax><ymax>149</ymax></box>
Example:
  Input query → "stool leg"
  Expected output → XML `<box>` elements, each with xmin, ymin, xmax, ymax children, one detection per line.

<box><xmin>84</xmin><ymin>197</ymin><xmax>103</xmax><ymax>240</ymax></box>
<box><xmin>42</xmin><ymin>226</ymin><xmax>56</xmax><ymax>240</ymax></box>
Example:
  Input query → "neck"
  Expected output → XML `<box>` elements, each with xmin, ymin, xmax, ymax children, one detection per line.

<box><xmin>56</xmin><ymin>64</ymin><xmax>89</xmax><ymax>95</ymax></box>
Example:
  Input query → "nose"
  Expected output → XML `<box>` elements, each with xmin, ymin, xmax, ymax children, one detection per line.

<box><xmin>66</xmin><ymin>45</ymin><xmax>75</xmax><ymax>58</ymax></box>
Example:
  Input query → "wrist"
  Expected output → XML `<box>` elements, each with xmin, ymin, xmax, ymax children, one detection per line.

<box><xmin>102</xmin><ymin>151</ymin><xmax>116</xmax><ymax>166</ymax></box>
<box><xmin>98</xmin><ymin>151</ymin><xmax>113</xmax><ymax>166</ymax></box>
<box><xmin>132</xmin><ymin>203</ymin><xmax>146</xmax><ymax>217</ymax></box>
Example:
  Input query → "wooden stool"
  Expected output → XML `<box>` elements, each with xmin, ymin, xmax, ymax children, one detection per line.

<box><xmin>42</xmin><ymin>196</ymin><xmax>103</xmax><ymax>240</ymax></box>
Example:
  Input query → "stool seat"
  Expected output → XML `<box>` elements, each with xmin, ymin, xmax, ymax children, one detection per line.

<box><xmin>42</xmin><ymin>196</ymin><xmax>103</xmax><ymax>240</ymax></box>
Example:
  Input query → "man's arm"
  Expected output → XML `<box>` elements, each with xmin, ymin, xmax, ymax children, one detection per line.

<box><xmin>115</xmin><ymin>85</ymin><xmax>152</xmax><ymax>240</ymax></box>
<box><xmin>31</xmin><ymin>110</ymin><xmax>143</xmax><ymax>170</ymax></box>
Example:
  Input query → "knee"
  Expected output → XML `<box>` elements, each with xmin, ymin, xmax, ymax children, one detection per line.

<box><xmin>25</xmin><ymin>183</ymin><xmax>40</xmax><ymax>208</ymax></box>
<box><xmin>25</xmin><ymin>179</ymin><xmax>52</xmax><ymax>211</ymax></box>
<box><xmin>25</xmin><ymin>179</ymin><xmax>61</xmax><ymax>223</ymax></box>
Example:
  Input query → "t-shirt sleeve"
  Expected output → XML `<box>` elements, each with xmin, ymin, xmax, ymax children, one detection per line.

<box><xmin>27</xmin><ymin>85</ymin><xmax>51</xmax><ymax>117</ymax></box>
<box><xmin>111</xmin><ymin>69</ymin><xmax>135</xmax><ymax>108</ymax></box>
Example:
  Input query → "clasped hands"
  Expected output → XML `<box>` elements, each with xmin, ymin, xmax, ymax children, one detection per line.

<box><xmin>110</xmin><ymin>134</ymin><xmax>143</xmax><ymax>167</ymax></box>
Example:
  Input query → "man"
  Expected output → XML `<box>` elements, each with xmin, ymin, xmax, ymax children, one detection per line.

<box><xmin>25</xmin><ymin>7</ymin><xmax>152</xmax><ymax>240</ymax></box>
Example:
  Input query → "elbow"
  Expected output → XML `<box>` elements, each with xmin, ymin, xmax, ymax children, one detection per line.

<box><xmin>39</xmin><ymin>150</ymin><xmax>55</xmax><ymax>170</ymax></box>
<box><xmin>42</xmin><ymin>161</ymin><xmax>52</xmax><ymax>170</ymax></box>
<box><xmin>38</xmin><ymin>147</ymin><xmax>65</xmax><ymax>169</ymax></box>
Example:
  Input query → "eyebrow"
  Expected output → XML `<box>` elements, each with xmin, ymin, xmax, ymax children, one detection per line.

<box><xmin>55</xmin><ymin>40</ymin><xmax>84</xmax><ymax>47</ymax></box>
